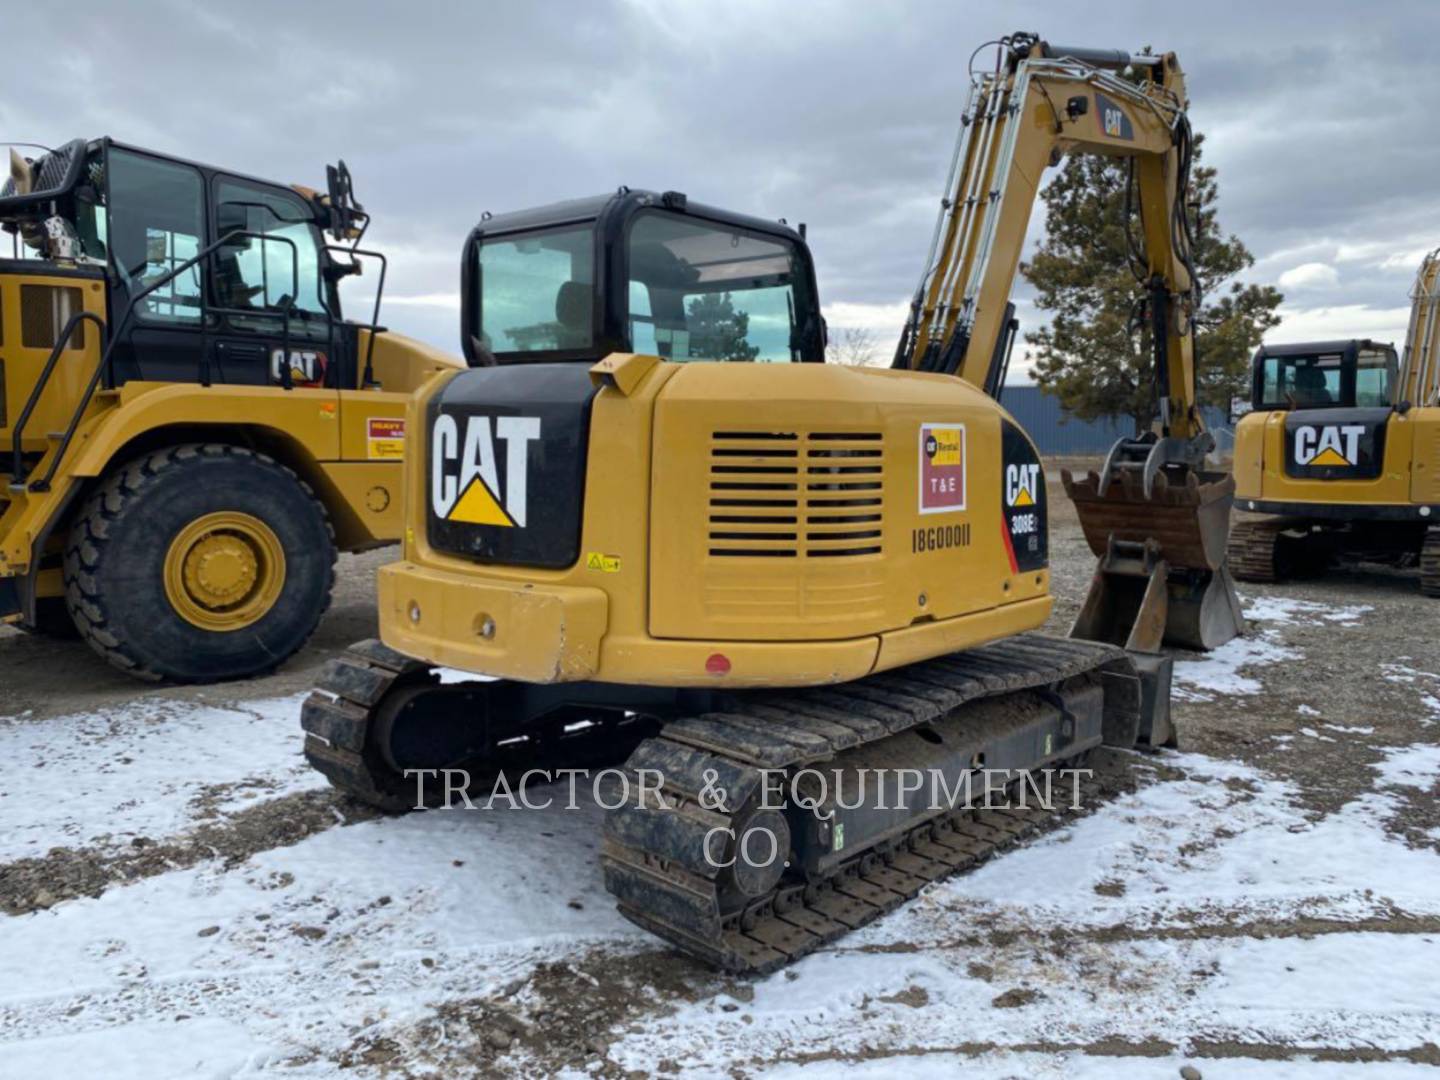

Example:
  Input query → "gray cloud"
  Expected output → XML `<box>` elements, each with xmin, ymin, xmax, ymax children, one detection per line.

<box><xmin>5</xmin><ymin>0</ymin><xmax>1436</xmax><ymax>357</ymax></box>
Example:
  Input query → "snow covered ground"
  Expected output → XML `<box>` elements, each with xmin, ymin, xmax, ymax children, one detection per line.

<box><xmin>1</xmin><ymin>587</ymin><xmax>1438</xmax><ymax>1077</ymax></box>
<box><xmin>0</xmin><ymin>693</ymin><xmax>319</xmax><ymax>863</ymax></box>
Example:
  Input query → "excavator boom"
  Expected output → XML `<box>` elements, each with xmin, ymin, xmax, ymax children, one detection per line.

<box><xmin>1401</xmin><ymin>248</ymin><xmax>1440</xmax><ymax>408</ymax></box>
<box><xmin>895</xmin><ymin>33</ymin><xmax>1242</xmax><ymax>652</ymax></box>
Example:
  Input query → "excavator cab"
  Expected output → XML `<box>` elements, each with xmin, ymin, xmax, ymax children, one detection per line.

<box><xmin>458</xmin><ymin>189</ymin><xmax>826</xmax><ymax>369</ymax></box>
<box><xmin>1249</xmin><ymin>340</ymin><xmax>1398</xmax><ymax>411</ymax></box>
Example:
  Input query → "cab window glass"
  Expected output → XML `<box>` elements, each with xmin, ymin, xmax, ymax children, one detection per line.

<box><xmin>626</xmin><ymin>212</ymin><xmax>809</xmax><ymax>362</ymax></box>
<box><xmin>1355</xmin><ymin>348</ymin><xmax>1393</xmax><ymax>407</ymax></box>
<box><xmin>478</xmin><ymin>226</ymin><xmax>594</xmax><ymax>353</ymax></box>
<box><xmin>214</xmin><ymin>178</ymin><xmax>330</xmax><ymax>326</ymax></box>
<box><xmin>629</xmin><ymin>279</ymin><xmax>656</xmax><ymax>354</ymax></box>
<box><xmin>74</xmin><ymin>150</ymin><xmax>108</xmax><ymax>262</ymax></box>
<box><xmin>107</xmin><ymin>149</ymin><xmax>204</xmax><ymax>322</ymax></box>
<box><xmin>1259</xmin><ymin>348</ymin><xmax>1395</xmax><ymax>409</ymax></box>
<box><xmin>1260</xmin><ymin>353</ymin><xmax>1343</xmax><ymax>409</ymax></box>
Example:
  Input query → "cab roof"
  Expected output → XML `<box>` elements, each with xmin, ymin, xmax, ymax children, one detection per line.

<box><xmin>470</xmin><ymin>188</ymin><xmax>805</xmax><ymax>247</ymax></box>
<box><xmin>1258</xmin><ymin>339</ymin><xmax>1392</xmax><ymax>357</ymax></box>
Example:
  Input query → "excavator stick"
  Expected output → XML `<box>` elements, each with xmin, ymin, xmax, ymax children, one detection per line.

<box><xmin>1064</xmin><ymin>437</ymin><xmax>1244</xmax><ymax>654</ymax></box>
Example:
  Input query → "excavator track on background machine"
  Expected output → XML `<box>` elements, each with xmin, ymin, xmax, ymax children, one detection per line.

<box><xmin>303</xmin><ymin>32</ymin><xmax>1234</xmax><ymax>971</ymax></box>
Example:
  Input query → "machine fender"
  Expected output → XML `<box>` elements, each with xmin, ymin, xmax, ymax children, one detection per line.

<box><xmin>64</xmin><ymin>384</ymin><xmax>343</xmax><ymax>477</ymax></box>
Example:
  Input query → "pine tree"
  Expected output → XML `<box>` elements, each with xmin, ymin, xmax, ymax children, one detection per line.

<box><xmin>687</xmin><ymin>292</ymin><xmax>759</xmax><ymax>361</ymax></box>
<box><xmin>1021</xmin><ymin>136</ymin><xmax>1282</xmax><ymax>432</ymax></box>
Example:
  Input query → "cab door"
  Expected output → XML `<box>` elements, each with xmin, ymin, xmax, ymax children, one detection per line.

<box><xmin>208</xmin><ymin>176</ymin><xmax>339</xmax><ymax>393</ymax></box>
<box><xmin>104</xmin><ymin>146</ymin><xmax>210</xmax><ymax>384</ymax></box>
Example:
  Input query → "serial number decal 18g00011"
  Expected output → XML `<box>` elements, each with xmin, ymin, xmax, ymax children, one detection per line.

<box><xmin>912</xmin><ymin>522</ymin><xmax>971</xmax><ymax>553</ymax></box>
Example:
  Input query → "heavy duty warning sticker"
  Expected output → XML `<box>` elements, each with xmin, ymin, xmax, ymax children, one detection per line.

<box><xmin>918</xmin><ymin>422</ymin><xmax>966</xmax><ymax>514</ymax></box>
<box><xmin>367</xmin><ymin>417</ymin><xmax>406</xmax><ymax>460</ymax></box>
<box><xmin>586</xmin><ymin>552</ymin><xmax>622</xmax><ymax>573</ymax></box>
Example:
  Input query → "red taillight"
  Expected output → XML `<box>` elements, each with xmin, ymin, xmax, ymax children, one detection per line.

<box><xmin>705</xmin><ymin>653</ymin><xmax>731</xmax><ymax>676</ymax></box>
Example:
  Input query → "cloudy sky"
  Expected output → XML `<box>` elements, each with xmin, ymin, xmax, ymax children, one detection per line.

<box><xmin>7</xmin><ymin>0</ymin><xmax>1437</xmax><ymax>378</ymax></box>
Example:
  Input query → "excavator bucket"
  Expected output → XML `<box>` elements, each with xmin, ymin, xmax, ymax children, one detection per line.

<box><xmin>1064</xmin><ymin>460</ymin><xmax>1244</xmax><ymax>654</ymax></box>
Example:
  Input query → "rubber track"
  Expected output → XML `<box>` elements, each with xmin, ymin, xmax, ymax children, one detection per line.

<box><xmin>63</xmin><ymin>443</ymin><xmax>336</xmax><ymax>681</ymax></box>
<box><xmin>1227</xmin><ymin>519</ymin><xmax>1282</xmax><ymax>583</ymax></box>
<box><xmin>302</xmin><ymin>639</ymin><xmax>658</xmax><ymax>811</ymax></box>
<box><xmin>301</xmin><ymin>638</ymin><xmax>431</xmax><ymax>812</ymax></box>
<box><xmin>1422</xmin><ymin>528</ymin><xmax>1440</xmax><ymax>598</ymax></box>
<box><xmin>600</xmin><ymin>633</ymin><xmax>1134</xmax><ymax>973</ymax></box>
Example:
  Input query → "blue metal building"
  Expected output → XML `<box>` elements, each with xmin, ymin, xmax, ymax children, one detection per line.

<box><xmin>997</xmin><ymin>385</ymin><xmax>1230</xmax><ymax>456</ymax></box>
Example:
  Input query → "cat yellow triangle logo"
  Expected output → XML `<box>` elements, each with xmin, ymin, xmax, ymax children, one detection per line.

<box><xmin>449</xmin><ymin>475</ymin><xmax>516</xmax><ymax>527</ymax></box>
<box><xmin>1308</xmin><ymin>446</ymin><xmax>1351</xmax><ymax>467</ymax></box>
<box><xmin>1012</xmin><ymin>486</ymin><xmax>1035</xmax><ymax>507</ymax></box>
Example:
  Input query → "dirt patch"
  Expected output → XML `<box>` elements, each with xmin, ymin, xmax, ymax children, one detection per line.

<box><xmin>878</xmin><ymin>985</ymin><xmax>930</xmax><ymax>1008</ymax></box>
<box><xmin>991</xmin><ymin>987</ymin><xmax>1042</xmax><ymax>1008</ymax></box>
<box><xmin>339</xmin><ymin>946</ymin><xmax>718</xmax><ymax>1078</ymax></box>
<box><xmin>0</xmin><ymin>789</ymin><xmax>380</xmax><ymax>915</ymax></box>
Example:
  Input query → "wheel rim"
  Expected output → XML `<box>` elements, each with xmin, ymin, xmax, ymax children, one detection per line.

<box><xmin>163</xmin><ymin>511</ymin><xmax>286</xmax><ymax>631</ymax></box>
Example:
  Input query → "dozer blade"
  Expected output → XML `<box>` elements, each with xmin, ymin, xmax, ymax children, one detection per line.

<box><xmin>1064</xmin><ymin>461</ymin><xmax>1244</xmax><ymax>653</ymax></box>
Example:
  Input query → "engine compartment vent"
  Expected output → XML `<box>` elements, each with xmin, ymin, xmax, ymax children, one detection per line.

<box><xmin>708</xmin><ymin>430</ymin><xmax>883</xmax><ymax>558</ymax></box>
<box><xmin>20</xmin><ymin>285</ymin><xmax>85</xmax><ymax>350</ymax></box>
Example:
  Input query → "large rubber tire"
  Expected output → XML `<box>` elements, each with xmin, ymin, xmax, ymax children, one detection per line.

<box><xmin>64</xmin><ymin>444</ymin><xmax>336</xmax><ymax>682</ymax></box>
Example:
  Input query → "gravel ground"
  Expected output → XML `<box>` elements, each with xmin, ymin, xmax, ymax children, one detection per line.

<box><xmin>1</xmin><ymin>471</ymin><xmax>1438</xmax><ymax>1078</ymax></box>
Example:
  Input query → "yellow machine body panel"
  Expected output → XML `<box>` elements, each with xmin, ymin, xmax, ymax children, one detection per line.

<box><xmin>1231</xmin><ymin>412</ymin><xmax>1264</xmax><ymax>499</ymax></box>
<box><xmin>0</xmin><ymin>271</ymin><xmax>109</xmax><ymax>458</ymax></box>
<box><xmin>1233</xmin><ymin>408</ymin><xmax>1421</xmax><ymax>509</ymax></box>
<box><xmin>1413</xmin><ymin>407</ymin><xmax>1440</xmax><ymax>505</ymax></box>
<box><xmin>378</xmin><ymin>356</ymin><xmax>1052</xmax><ymax>688</ymax></box>
<box><xmin>647</xmin><ymin>362</ymin><xmax>1046</xmax><ymax>640</ymax></box>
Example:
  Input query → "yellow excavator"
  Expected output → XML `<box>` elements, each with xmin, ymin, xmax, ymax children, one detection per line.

<box><xmin>0</xmin><ymin>139</ymin><xmax>459</xmax><ymax>680</ymax></box>
<box><xmin>303</xmin><ymin>32</ymin><xmax>1236</xmax><ymax>971</ymax></box>
<box><xmin>1230</xmin><ymin>249</ymin><xmax>1440</xmax><ymax>593</ymax></box>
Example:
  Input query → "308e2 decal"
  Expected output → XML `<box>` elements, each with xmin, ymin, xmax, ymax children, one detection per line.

<box><xmin>1000</xmin><ymin>421</ymin><xmax>1047</xmax><ymax>573</ymax></box>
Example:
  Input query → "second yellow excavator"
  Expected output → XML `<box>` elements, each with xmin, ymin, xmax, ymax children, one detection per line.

<box><xmin>1229</xmin><ymin>249</ymin><xmax>1440</xmax><ymax>593</ymax></box>
<box><xmin>303</xmin><ymin>32</ymin><xmax>1236</xmax><ymax>972</ymax></box>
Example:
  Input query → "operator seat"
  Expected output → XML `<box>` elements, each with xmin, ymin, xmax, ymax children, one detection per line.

<box><xmin>554</xmin><ymin>280</ymin><xmax>592</xmax><ymax>348</ymax></box>
<box><xmin>1294</xmin><ymin>367</ymin><xmax>1333</xmax><ymax>405</ymax></box>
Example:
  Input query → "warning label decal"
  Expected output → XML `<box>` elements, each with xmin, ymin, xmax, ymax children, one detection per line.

<box><xmin>367</xmin><ymin>417</ymin><xmax>406</xmax><ymax>460</ymax></box>
<box><xmin>586</xmin><ymin>552</ymin><xmax>622</xmax><ymax>573</ymax></box>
